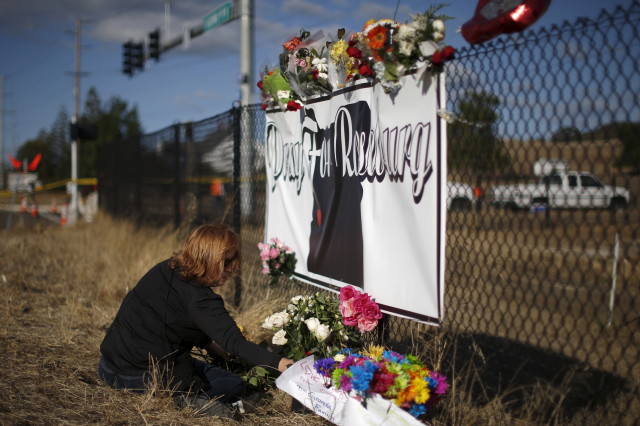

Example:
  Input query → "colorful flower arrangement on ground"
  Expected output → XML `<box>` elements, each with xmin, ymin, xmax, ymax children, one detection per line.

<box><xmin>314</xmin><ymin>345</ymin><xmax>449</xmax><ymax>419</ymax></box>
<box><xmin>257</xmin><ymin>4</ymin><xmax>454</xmax><ymax>109</ymax></box>
<box><xmin>258</xmin><ymin>237</ymin><xmax>297</xmax><ymax>285</ymax></box>
<box><xmin>262</xmin><ymin>293</ymin><xmax>362</xmax><ymax>360</ymax></box>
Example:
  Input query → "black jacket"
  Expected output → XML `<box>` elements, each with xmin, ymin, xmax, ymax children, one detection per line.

<box><xmin>100</xmin><ymin>259</ymin><xmax>280</xmax><ymax>388</ymax></box>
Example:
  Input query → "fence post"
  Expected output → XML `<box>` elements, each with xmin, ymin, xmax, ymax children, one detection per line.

<box><xmin>173</xmin><ymin>123</ymin><xmax>182</xmax><ymax>229</ymax></box>
<box><xmin>232</xmin><ymin>104</ymin><xmax>243</xmax><ymax>307</ymax></box>
<box><xmin>184</xmin><ymin>122</ymin><xmax>197</xmax><ymax>226</ymax></box>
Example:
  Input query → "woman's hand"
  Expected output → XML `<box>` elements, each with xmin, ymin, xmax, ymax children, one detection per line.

<box><xmin>278</xmin><ymin>357</ymin><xmax>294</xmax><ymax>372</ymax></box>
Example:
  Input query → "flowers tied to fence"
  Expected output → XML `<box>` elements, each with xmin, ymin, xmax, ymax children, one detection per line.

<box><xmin>314</xmin><ymin>346</ymin><xmax>449</xmax><ymax>420</ymax></box>
<box><xmin>262</xmin><ymin>293</ymin><xmax>362</xmax><ymax>360</ymax></box>
<box><xmin>258</xmin><ymin>237</ymin><xmax>297</xmax><ymax>285</ymax></box>
<box><xmin>257</xmin><ymin>4</ymin><xmax>455</xmax><ymax>109</ymax></box>
<box><xmin>339</xmin><ymin>285</ymin><xmax>383</xmax><ymax>333</ymax></box>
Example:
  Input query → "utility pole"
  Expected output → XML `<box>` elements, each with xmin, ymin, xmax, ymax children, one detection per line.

<box><xmin>239</xmin><ymin>0</ymin><xmax>254</xmax><ymax>106</ymax></box>
<box><xmin>239</xmin><ymin>0</ymin><xmax>255</xmax><ymax>221</ymax></box>
<box><xmin>68</xmin><ymin>17</ymin><xmax>89</xmax><ymax>224</ymax></box>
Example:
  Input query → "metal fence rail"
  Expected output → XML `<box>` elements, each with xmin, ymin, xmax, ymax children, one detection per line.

<box><xmin>98</xmin><ymin>2</ymin><xmax>640</xmax><ymax>423</ymax></box>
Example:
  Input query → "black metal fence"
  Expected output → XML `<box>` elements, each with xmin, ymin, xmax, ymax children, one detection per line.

<box><xmin>98</xmin><ymin>3</ymin><xmax>639</xmax><ymax>423</ymax></box>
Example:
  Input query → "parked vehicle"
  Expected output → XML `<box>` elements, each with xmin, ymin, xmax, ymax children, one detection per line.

<box><xmin>447</xmin><ymin>182</ymin><xmax>478</xmax><ymax>211</ymax></box>
<box><xmin>490</xmin><ymin>171</ymin><xmax>630</xmax><ymax>210</ymax></box>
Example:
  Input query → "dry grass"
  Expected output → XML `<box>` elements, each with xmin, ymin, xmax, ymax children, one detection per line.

<box><xmin>0</xmin><ymin>215</ymin><xmax>330</xmax><ymax>425</ymax></box>
<box><xmin>0</xmin><ymin>213</ymin><xmax>637</xmax><ymax>425</ymax></box>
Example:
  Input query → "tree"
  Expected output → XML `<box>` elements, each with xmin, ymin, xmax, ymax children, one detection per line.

<box><xmin>13</xmin><ymin>86</ymin><xmax>143</xmax><ymax>183</ymax></box>
<box><xmin>448</xmin><ymin>90</ymin><xmax>511</xmax><ymax>173</ymax></box>
<box><xmin>551</xmin><ymin>126</ymin><xmax>582</xmax><ymax>142</ymax></box>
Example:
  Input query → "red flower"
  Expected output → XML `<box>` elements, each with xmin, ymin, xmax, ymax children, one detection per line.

<box><xmin>261</xmin><ymin>103</ymin><xmax>267</xmax><ymax>110</ymax></box>
<box><xmin>442</xmin><ymin>45</ymin><xmax>455</xmax><ymax>60</ymax></box>
<box><xmin>431</xmin><ymin>46</ymin><xmax>456</xmax><ymax>67</ymax></box>
<box><xmin>312</xmin><ymin>69</ymin><xmax>319</xmax><ymax>80</ymax></box>
<box><xmin>283</xmin><ymin>36</ymin><xmax>301</xmax><ymax>51</ymax></box>
<box><xmin>346</xmin><ymin>46</ymin><xmax>362</xmax><ymax>59</ymax></box>
<box><xmin>359</xmin><ymin>62</ymin><xmax>374</xmax><ymax>77</ymax></box>
<box><xmin>257</xmin><ymin>80</ymin><xmax>264</xmax><ymax>89</ymax></box>
<box><xmin>286</xmin><ymin>100</ymin><xmax>302</xmax><ymax>111</ymax></box>
<box><xmin>367</xmin><ymin>26</ymin><xmax>387</xmax><ymax>50</ymax></box>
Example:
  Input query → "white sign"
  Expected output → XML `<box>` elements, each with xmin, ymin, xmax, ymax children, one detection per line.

<box><xmin>7</xmin><ymin>172</ymin><xmax>38</xmax><ymax>193</ymax></box>
<box><xmin>264</xmin><ymin>67</ymin><xmax>447</xmax><ymax>324</ymax></box>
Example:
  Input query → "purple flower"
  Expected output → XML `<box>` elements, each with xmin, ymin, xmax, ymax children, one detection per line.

<box><xmin>314</xmin><ymin>358</ymin><xmax>337</xmax><ymax>377</ymax></box>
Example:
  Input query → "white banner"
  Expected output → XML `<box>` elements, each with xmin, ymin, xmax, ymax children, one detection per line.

<box><xmin>264</xmin><ymin>66</ymin><xmax>446</xmax><ymax>324</ymax></box>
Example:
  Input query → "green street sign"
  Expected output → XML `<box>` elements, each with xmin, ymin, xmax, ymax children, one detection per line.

<box><xmin>203</xmin><ymin>2</ymin><xmax>234</xmax><ymax>32</ymax></box>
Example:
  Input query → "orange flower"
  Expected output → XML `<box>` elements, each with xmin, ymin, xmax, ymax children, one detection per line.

<box><xmin>283</xmin><ymin>36</ymin><xmax>301</xmax><ymax>51</ymax></box>
<box><xmin>367</xmin><ymin>26</ymin><xmax>387</xmax><ymax>50</ymax></box>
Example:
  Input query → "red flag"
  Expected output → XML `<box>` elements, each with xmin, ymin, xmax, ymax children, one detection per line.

<box><xmin>7</xmin><ymin>154</ymin><xmax>22</xmax><ymax>171</ymax></box>
<box><xmin>27</xmin><ymin>153</ymin><xmax>42</xmax><ymax>171</ymax></box>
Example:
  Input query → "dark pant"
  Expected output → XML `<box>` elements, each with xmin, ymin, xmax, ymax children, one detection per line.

<box><xmin>98</xmin><ymin>356</ymin><xmax>245</xmax><ymax>402</ymax></box>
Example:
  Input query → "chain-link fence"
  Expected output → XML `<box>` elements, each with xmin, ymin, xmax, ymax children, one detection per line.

<box><xmin>98</xmin><ymin>3</ymin><xmax>639</xmax><ymax>423</ymax></box>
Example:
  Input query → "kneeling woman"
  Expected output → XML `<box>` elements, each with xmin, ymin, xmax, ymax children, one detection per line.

<box><xmin>98</xmin><ymin>224</ymin><xmax>292</xmax><ymax>413</ymax></box>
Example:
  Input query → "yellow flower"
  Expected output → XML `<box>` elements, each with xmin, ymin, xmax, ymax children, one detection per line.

<box><xmin>330</xmin><ymin>40</ymin><xmax>348</xmax><ymax>64</ymax></box>
<box><xmin>414</xmin><ymin>387</ymin><xmax>431</xmax><ymax>404</ymax></box>
<box><xmin>363</xmin><ymin>344</ymin><xmax>385</xmax><ymax>360</ymax></box>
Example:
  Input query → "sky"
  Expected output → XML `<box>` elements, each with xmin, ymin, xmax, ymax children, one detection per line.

<box><xmin>0</xmin><ymin>0</ymin><xmax>635</xmax><ymax>158</ymax></box>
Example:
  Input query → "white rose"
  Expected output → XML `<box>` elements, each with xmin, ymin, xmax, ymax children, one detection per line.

<box><xmin>291</xmin><ymin>295</ymin><xmax>304</xmax><ymax>304</ymax></box>
<box><xmin>262</xmin><ymin>311</ymin><xmax>290</xmax><ymax>329</ymax></box>
<box><xmin>276</xmin><ymin>90</ymin><xmax>291</xmax><ymax>101</ymax></box>
<box><xmin>432</xmin><ymin>19</ymin><xmax>445</xmax><ymax>34</ymax></box>
<box><xmin>312</xmin><ymin>57</ymin><xmax>328</xmax><ymax>72</ymax></box>
<box><xmin>272</xmin><ymin>329</ymin><xmax>288</xmax><ymax>345</ymax></box>
<box><xmin>314</xmin><ymin>324</ymin><xmax>331</xmax><ymax>342</ymax></box>
<box><xmin>433</xmin><ymin>31</ymin><xmax>444</xmax><ymax>42</ymax></box>
<box><xmin>397</xmin><ymin>25</ymin><xmax>416</xmax><ymax>41</ymax></box>
<box><xmin>305</xmin><ymin>317</ymin><xmax>321</xmax><ymax>333</ymax></box>
<box><xmin>399</xmin><ymin>41</ymin><xmax>413</xmax><ymax>57</ymax></box>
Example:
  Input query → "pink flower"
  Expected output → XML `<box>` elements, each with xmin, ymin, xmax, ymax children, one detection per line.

<box><xmin>360</xmin><ymin>300</ymin><xmax>382</xmax><ymax>320</ymax></box>
<box><xmin>352</xmin><ymin>293</ymin><xmax>371</xmax><ymax>313</ymax></box>
<box><xmin>340</xmin><ymin>285</ymin><xmax>359</xmax><ymax>301</ymax></box>
<box><xmin>342</xmin><ymin>315</ymin><xmax>358</xmax><ymax>327</ymax></box>
<box><xmin>357</xmin><ymin>315</ymin><xmax>378</xmax><ymax>332</ymax></box>
<box><xmin>269</xmin><ymin>248</ymin><xmax>280</xmax><ymax>259</ymax></box>
<box><xmin>340</xmin><ymin>298</ymin><xmax>357</xmax><ymax>319</ymax></box>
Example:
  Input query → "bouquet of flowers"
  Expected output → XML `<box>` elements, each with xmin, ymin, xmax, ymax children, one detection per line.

<box><xmin>338</xmin><ymin>4</ymin><xmax>455</xmax><ymax>94</ymax></box>
<box><xmin>314</xmin><ymin>346</ymin><xmax>449</xmax><ymax>419</ymax></box>
<box><xmin>258</xmin><ymin>237</ymin><xmax>297</xmax><ymax>285</ymax></box>
<box><xmin>262</xmin><ymin>293</ymin><xmax>361</xmax><ymax>360</ymax></box>
<box><xmin>339</xmin><ymin>285</ymin><xmax>383</xmax><ymax>333</ymax></box>
<box><xmin>257</xmin><ymin>4</ymin><xmax>455</xmax><ymax>108</ymax></box>
<box><xmin>257</xmin><ymin>29</ymin><xmax>333</xmax><ymax>110</ymax></box>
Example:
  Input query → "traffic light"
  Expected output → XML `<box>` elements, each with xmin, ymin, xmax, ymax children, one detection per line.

<box><xmin>132</xmin><ymin>42</ymin><xmax>145</xmax><ymax>71</ymax></box>
<box><xmin>122</xmin><ymin>41</ymin><xmax>133</xmax><ymax>76</ymax></box>
<box><xmin>149</xmin><ymin>29</ymin><xmax>161</xmax><ymax>61</ymax></box>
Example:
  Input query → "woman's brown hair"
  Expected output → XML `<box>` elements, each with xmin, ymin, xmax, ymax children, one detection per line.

<box><xmin>169</xmin><ymin>224</ymin><xmax>241</xmax><ymax>287</ymax></box>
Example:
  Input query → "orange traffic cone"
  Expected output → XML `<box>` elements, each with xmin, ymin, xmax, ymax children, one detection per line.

<box><xmin>31</xmin><ymin>204</ymin><xmax>38</xmax><ymax>217</ymax></box>
<box><xmin>60</xmin><ymin>204</ymin><xmax>68</xmax><ymax>226</ymax></box>
<box><xmin>20</xmin><ymin>197</ymin><xmax>27</xmax><ymax>213</ymax></box>
<box><xmin>50</xmin><ymin>197</ymin><xmax>58</xmax><ymax>214</ymax></box>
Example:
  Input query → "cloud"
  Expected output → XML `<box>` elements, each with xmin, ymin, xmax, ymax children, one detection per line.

<box><xmin>279</xmin><ymin>0</ymin><xmax>335</xmax><ymax>19</ymax></box>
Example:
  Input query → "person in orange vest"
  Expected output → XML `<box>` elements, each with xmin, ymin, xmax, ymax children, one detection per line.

<box><xmin>210</xmin><ymin>178</ymin><xmax>226</xmax><ymax>220</ymax></box>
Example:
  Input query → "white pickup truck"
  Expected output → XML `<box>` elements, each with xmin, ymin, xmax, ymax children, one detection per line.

<box><xmin>491</xmin><ymin>171</ymin><xmax>630</xmax><ymax>210</ymax></box>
